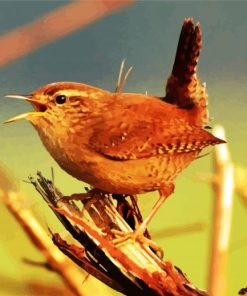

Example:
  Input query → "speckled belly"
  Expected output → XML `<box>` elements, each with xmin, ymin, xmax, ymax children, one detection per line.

<box><xmin>40</xmin><ymin>128</ymin><xmax>200</xmax><ymax>194</ymax></box>
<box><xmin>61</xmin><ymin>148</ymin><xmax>200</xmax><ymax>194</ymax></box>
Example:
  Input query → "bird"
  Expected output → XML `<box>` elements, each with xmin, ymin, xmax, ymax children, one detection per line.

<box><xmin>4</xmin><ymin>18</ymin><xmax>225</xmax><ymax>241</ymax></box>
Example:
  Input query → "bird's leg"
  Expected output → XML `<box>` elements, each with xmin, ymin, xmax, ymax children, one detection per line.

<box><xmin>135</xmin><ymin>183</ymin><xmax>175</xmax><ymax>236</ymax></box>
<box><xmin>111</xmin><ymin>183</ymin><xmax>175</xmax><ymax>258</ymax></box>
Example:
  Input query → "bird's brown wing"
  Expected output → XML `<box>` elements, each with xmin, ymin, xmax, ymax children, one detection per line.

<box><xmin>89</xmin><ymin>117</ymin><xmax>224</xmax><ymax>160</ymax></box>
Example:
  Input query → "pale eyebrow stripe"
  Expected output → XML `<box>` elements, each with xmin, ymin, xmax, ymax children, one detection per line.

<box><xmin>46</xmin><ymin>89</ymin><xmax>89</xmax><ymax>97</ymax></box>
<box><xmin>66</xmin><ymin>91</ymin><xmax>89</xmax><ymax>97</ymax></box>
<box><xmin>0</xmin><ymin>1</ymin><xmax>134</xmax><ymax>68</ymax></box>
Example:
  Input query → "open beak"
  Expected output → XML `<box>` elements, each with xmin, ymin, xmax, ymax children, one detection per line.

<box><xmin>4</xmin><ymin>94</ymin><xmax>47</xmax><ymax>123</ymax></box>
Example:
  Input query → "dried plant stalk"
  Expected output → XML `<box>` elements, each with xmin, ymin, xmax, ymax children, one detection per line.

<box><xmin>0</xmin><ymin>192</ymin><xmax>86</xmax><ymax>296</ymax></box>
<box><xmin>208</xmin><ymin>126</ymin><xmax>234</xmax><ymax>296</ymax></box>
<box><xmin>0</xmin><ymin>163</ymin><xmax>209</xmax><ymax>296</ymax></box>
<box><xmin>23</xmin><ymin>172</ymin><xmax>208</xmax><ymax>296</ymax></box>
<box><xmin>0</xmin><ymin>165</ymin><xmax>105</xmax><ymax>296</ymax></box>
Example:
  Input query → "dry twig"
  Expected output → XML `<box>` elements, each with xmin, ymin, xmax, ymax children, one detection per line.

<box><xmin>0</xmin><ymin>1</ymin><xmax>135</xmax><ymax>67</ymax></box>
<box><xmin>0</xmin><ymin>166</ymin><xmax>95</xmax><ymax>296</ymax></box>
<box><xmin>208</xmin><ymin>126</ymin><xmax>234</xmax><ymax>296</ymax></box>
<box><xmin>0</xmin><ymin>163</ymin><xmax>208</xmax><ymax>295</ymax></box>
<box><xmin>26</xmin><ymin>172</ymin><xmax>208</xmax><ymax>296</ymax></box>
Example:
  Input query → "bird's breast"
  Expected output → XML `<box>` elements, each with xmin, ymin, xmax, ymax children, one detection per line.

<box><xmin>34</xmin><ymin>122</ymin><xmax>199</xmax><ymax>194</ymax></box>
<box><xmin>56</xmin><ymin>144</ymin><xmax>199</xmax><ymax>194</ymax></box>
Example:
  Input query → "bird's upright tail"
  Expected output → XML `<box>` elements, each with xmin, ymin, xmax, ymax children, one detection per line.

<box><xmin>164</xmin><ymin>18</ymin><xmax>209</xmax><ymax>127</ymax></box>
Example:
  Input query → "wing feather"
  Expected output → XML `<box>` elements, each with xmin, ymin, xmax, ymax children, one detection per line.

<box><xmin>89</xmin><ymin>117</ymin><xmax>224</xmax><ymax>160</ymax></box>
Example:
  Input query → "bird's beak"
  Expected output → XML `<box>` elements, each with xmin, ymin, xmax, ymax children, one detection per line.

<box><xmin>4</xmin><ymin>94</ymin><xmax>47</xmax><ymax>123</ymax></box>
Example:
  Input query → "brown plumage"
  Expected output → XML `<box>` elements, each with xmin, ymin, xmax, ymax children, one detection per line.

<box><xmin>4</xmin><ymin>18</ymin><xmax>225</xmax><ymax>237</ymax></box>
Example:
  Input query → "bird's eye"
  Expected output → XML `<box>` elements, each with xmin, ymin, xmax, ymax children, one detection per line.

<box><xmin>55</xmin><ymin>95</ymin><xmax>67</xmax><ymax>104</ymax></box>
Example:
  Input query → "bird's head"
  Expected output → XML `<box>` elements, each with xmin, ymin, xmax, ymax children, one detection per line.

<box><xmin>4</xmin><ymin>82</ymin><xmax>111</xmax><ymax>134</ymax></box>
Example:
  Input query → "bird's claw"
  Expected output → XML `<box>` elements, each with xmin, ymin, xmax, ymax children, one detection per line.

<box><xmin>59</xmin><ymin>193</ymin><xmax>90</xmax><ymax>203</ymax></box>
<box><xmin>111</xmin><ymin>228</ymin><xmax>164</xmax><ymax>259</ymax></box>
<box><xmin>58</xmin><ymin>191</ymin><xmax>101</xmax><ymax>215</ymax></box>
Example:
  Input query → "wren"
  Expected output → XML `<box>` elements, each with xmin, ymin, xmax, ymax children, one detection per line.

<box><xmin>4</xmin><ymin>18</ymin><xmax>225</xmax><ymax>239</ymax></box>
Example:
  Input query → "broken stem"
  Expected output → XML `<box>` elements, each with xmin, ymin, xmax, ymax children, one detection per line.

<box><xmin>208</xmin><ymin>126</ymin><xmax>234</xmax><ymax>296</ymax></box>
<box><xmin>0</xmin><ymin>187</ymin><xmax>87</xmax><ymax>296</ymax></box>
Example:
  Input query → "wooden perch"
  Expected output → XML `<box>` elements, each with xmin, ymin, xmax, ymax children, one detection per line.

<box><xmin>0</xmin><ymin>163</ymin><xmax>209</xmax><ymax>295</ymax></box>
<box><xmin>25</xmin><ymin>172</ymin><xmax>208</xmax><ymax>296</ymax></box>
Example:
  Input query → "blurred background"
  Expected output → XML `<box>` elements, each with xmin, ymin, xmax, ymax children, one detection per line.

<box><xmin>0</xmin><ymin>1</ymin><xmax>246</xmax><ymax>295</ymax></box>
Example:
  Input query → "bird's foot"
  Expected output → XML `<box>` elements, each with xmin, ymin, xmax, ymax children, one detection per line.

<box><xmin>59</xmin><ymin>188</ymin><xmax>101</xmax><ymax>204</ymax></box>
<box><xmin>111</xmin><ymin>227</ymin><xmax>163</xmax><ymax>259</ymax></box>
<box><xmin>59</xmin><ymin>192</ymin><xmax>90</xmax><ymax>203</ymax></box>
<box><xmin>59</xmin><ymin>189</ymin><xmax>105</xmax><ymax>214</ymax></box>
